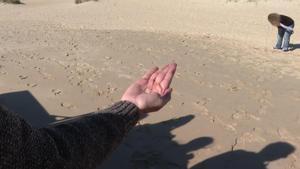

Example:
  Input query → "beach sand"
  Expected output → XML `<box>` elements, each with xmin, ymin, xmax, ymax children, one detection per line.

<box><xmin>1</xmin><ymin>0</ymin><xmax>300</xmax><ymax>168</ymax></box>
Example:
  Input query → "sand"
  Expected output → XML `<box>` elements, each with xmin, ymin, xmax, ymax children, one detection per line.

<box><xmin>1</xmin><ymin>0</ymin><xmax>300</xmax><ymax>168</ymax></box>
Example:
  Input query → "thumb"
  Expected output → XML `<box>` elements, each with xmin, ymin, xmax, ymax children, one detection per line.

<box><xmin>162</xmin><ymin>88</ymin><xmax>172</xmax><ymax>104</ymax></box>
<box><xmin>162</xmin><ymin>88</ymin><xmax>173</xmax><ymax>97</ymax></box>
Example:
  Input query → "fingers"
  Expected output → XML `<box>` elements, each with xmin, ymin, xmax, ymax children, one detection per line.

<box><xmin>147</xmin><ymin>69</ymin><xmax>160</xmax><ymax>90</ymax></box>
<box><xmin>142</xmin><ymin>67</ymin><xmax>159</xmax><ymax>80</ymax></box>
<box><xmin>146</xmin><ymin>63</ymin><xmax>177</xmax><ymax>92</ymax></box>
<box><xmin>154</xmin><ymin>64</ymin><xmax>170</xmax><ymax>84</ymax></box>
<box><xmin>160</xmin><ymin>63</ymin><xmax>177</xmax><ymax>91</ymax></box>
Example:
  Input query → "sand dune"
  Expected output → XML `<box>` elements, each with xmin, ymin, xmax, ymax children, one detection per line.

<box><xmin>1</xmin><ymin>0</ymin><xmax>300</xmax><ymax>168</ymax></box>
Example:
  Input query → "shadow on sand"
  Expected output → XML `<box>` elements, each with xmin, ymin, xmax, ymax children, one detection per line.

<box><xmin>0</xmin><ymin>91</ymin><xmax>295</xmax><ymax>169</ymax></box>
<box><xmin>0</xmin><ymin>90</ymin><xmax>214</xmax><ymax>169</ymax></box>
<box><xmin>191</xmin><ymin>142</ymin><xmax>295</xmax><ymax>169</ymax></box>
<box><xmin>0</xmin><ymin>90</ymin><xmax>62</xmax><ymax>127</ymax></box>
<box><xmin>100</xmin><ymin>115</ymin><xmax>214</xmax><ymax>169</ymax></box>
<box><xmin>290</xmin><ymin>43</ymin><xmax>300</xmax><ymax>51</ymax></box>
<box><xmin>100</xmin><ymin>116</ymin><xmax>295</xmax><ymax>169</ymax></box>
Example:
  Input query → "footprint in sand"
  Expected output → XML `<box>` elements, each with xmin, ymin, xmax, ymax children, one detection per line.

<box><xmin>118</xmin><ymin>74</ymin><xmax>133</xmax><ymax>79</ymax></box>
<box><xmin>195</xmin><ymin>97</ymin><xmax>211</xmax><ymax>105</ymax></box>
<box><xmin>105</xmin><ymin>56</ymin><xmax>112</xmax><ymax>60</ymax></box>
<box><xmin>277</xmin><ymin>128</ymin><xmax>300</xmax><ymax>147</ymax></box>
<box><xmin>40</xmin><ymin>72</ymin><xmax>53</xmax><ymax>80</ymax></box>
<box><xmin>257</xmin><ymin>105</ymin><xmax>268</xmax><ymax>115</ymax></box>
<box><xmin>0</xmin><ymin>71</ymin><xmax>7</xmax><ymax>75</ymax></box>
<box><xmin>231</xmin><ymin>109</ymin><xmax>261</xmax><ymax>121</ymax></box>
<box><xmin>33</xmin><ymin>66</ymin><xmax>41</xmax><ymax>71</ymax></box>
<box><xmin>106</xmin><ymin>84</ymin><xmax>118</xmax><ymax>94</ymax></box>
<box><xmin>77</xmin><ymin>80</ymin><xmax>84</xmax><ymax>87</ymax></box>
<box><xmin>97</xmin><ymin>90</ymin><xmax>105</xmax><ymax>97</ymax></box>
<box><xmin>26</xmin><ymin>83</ymin><xmax>38</xmax><ymax>87</ymax></box>
<box><xmin>233</xmin><ymin>131</ymin><xmax>266</xmax><ymax>150</ymax></box>
<box><xmin>193</xmin><ymin>98</ymin><xmax>211</xmax><ymax>116</ymax></box>
<box><xmin>252</xmin><ymin>89</ymin><xmax>272</xmax><ymax>115</ymax></box>
<box><xmin>175</xmin><ymin>72</ymin><xmax>181</xmax><ymax>78</ymax></box>
<box><xmin>228</xmin><ymin>86</ymin><xmax>239</xmax><ymax>92</ymax></box>
<box><xmin>51</xmin><ymin>89</ymin><xmax>62</xmax><ymax>96</ymax></box>
<box><xmin>60</xmin><ymin>102</ymin><xmax>76</xmax><ymax>109</ymax></box>
<box><xmin>210</xmin><ymin>115</ymin><xmax>237</xmax><ymax>132</ymax></box>
<box><xmin>193</xmin><ymin>71</ymin><xmax>203</xmax><ymax>77</ymax></box>
<box><xmin>193</xmin><ymin>98</ymin><xmax>236</xmax><ymax>131</ymax></box>
<box><xmin>97</xmin><ymin>85</ymin><xmax>118</xmax><ymax>97</ymax></box>
<box><xmin>19</xmin><ymin>75</ymin><xmax>28</xmax><ymax>80</ymax></box>
<box><xmin>219</xmin><ymin>82</ymin><xmax>241</xmax><ymax>93</ymax></box>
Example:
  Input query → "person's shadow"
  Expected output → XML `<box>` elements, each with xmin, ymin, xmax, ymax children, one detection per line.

<box><xmin>290</xmin><ymin>43</ymin><xmax>300</xmax><ymax>51</ymax></box>
<box><xmin>100</xmin><ymin>115</ymin><xmax>214</xmax><ymax>169</ymax></box>
<box><xmin>0</xmin><ymin>90</ymin><xmax>66</xmax><ymax>127</ymax></box>
<box><xmin>100</xmin><ymin>115</ymin><xmax>295</xmax><ymax>169</ymax></box>
<box><xmin>190</xmin><ymin>142</ymin><xmax>295</xmax><ymax>169</ymax></box>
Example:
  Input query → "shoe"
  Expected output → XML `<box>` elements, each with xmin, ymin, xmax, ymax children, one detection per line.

<box><xmin>282</xmin><ymin>48</ymin><xmax>289</xmax><ymax>52</ymax></box>
<box><xmin>273</xmin><ymin>47</ymin><xmax>282</xmax><ymax>50</ymax></box>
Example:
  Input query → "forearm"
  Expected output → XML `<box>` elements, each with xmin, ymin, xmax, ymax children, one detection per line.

<box><xmin>0</xmin><ymin>101</ymin><xmax>140</xmax><ymax>169</ymax></box>
<box><xmin>43</xmin><ymin>101</ymin><xmax>140</xmax><ymax>168</ymax></box>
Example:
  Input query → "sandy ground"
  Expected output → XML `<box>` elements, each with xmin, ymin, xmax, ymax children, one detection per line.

<box><xmin>1</xmin><ymin>0</ymin><xmax>300</xmax><ymax>168</ymax></box>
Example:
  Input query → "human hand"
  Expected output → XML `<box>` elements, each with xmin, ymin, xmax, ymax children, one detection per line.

<box><xmin>285</xmin><ymin>28</ymin><xmax>294</xmax><ymax>34</ymax></box>
<box><xmin>289</xmin><ymin>30</ymin><xmax>294</xmax><ymax>34</ymax></box>
<box><xmin>121</xmin><ymin>63</ymin><xmax>177</xmax><ymax>113</ymax></box>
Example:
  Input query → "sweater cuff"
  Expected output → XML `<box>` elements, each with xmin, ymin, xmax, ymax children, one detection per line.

<box><xmin>103</xmin><ymin>101</ymin><xmax>140</xmax><ymax>129</ymax></box>
<box><xmin>108</xmin><ymin>101</ymin><xmax>140</xmax><ymax>116</ymax></box>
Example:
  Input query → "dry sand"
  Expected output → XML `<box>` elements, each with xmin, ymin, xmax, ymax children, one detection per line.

<box><xmin>1</xmin><ymin>0</ymin><xmax>300</xmax><ymax>168</ymax></box>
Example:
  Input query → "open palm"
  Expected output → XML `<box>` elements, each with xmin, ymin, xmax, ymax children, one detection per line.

<box><xmin>121</xmin><ymin>63</ymin><xmax>177</xmax><ymax>113</ymax></box>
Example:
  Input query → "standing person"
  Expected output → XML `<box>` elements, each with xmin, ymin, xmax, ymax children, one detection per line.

<box><xmin>268</xmin><ymin>13</ymin><xmax>295</xmax><ymax>52</ymax></box>
<box><xmin>0</xmin><ymin>63</ymin><xmax>177</xmax><ymax>169</ymax></box>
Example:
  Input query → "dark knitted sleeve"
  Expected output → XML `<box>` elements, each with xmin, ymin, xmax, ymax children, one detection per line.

<box><xmin>0</xmin><ymin>101</ymin><xmax>140</xmax><ymax>169</ymax></box>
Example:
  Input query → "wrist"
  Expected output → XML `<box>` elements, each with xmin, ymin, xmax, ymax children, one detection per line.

<box><xmin>109</xmin><ymin>101</ymin><xmax>143</xmax><ymax>122</ymax></box>
<box><xmin>120</xmin><ymin>98</ymin><xmax>144</xmax><ymax>115</ymax></box>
